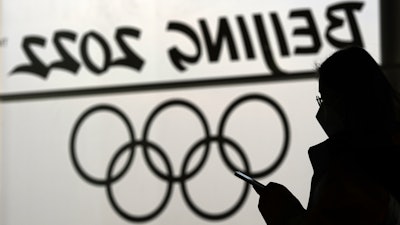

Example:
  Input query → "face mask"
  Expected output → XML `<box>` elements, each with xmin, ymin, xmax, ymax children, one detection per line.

<box><xmin>316</xmin><ymin>104</ymin><xmax>345</xmax><ymax>137</ymax></box>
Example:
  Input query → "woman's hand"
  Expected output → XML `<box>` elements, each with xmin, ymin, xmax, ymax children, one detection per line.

<box><xmin>258</xmin><ymin>182</ymin><xmax>305</xmax><ymax>225</ymax></box>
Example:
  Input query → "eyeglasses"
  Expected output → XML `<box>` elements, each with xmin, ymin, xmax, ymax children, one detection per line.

<box><xmin>316</xmin><ymin>95</ymin><xmax>323</xmax><ymax>106</ymax></box>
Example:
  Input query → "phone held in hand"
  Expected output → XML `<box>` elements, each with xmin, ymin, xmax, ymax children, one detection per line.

<box><xmin>234</xmin><ymin>170</ymin><xmax>265</xmax><ymax>194</ymax></box>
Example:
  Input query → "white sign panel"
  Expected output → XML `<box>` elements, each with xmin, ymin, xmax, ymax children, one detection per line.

<box><xmin>0</xmin><ymin>0</ymin><xmax>379</xmax><ymax>225</ymax></box>
<box><xmin>1</xmin><ymin>0</ymin><xmax>379</xmax><ymax>94</ymax></box>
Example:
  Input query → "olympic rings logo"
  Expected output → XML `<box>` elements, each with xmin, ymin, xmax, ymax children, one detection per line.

<box><xmin>69</xmin><ymin>93</ymin><xmax>290</xmax><ymax>222</ymax></box>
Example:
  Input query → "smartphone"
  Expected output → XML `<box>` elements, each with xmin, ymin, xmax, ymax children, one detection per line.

<box><xmin>234</xmin><ymin>170</ymin><xmax>264</xmax><ymax>194</ymax></box>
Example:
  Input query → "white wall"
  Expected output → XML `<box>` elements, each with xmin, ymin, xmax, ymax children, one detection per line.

<box><xmin>0</xmin><ymin>1</ymin><xmax>379</xmax><ymax>224</ymax></box>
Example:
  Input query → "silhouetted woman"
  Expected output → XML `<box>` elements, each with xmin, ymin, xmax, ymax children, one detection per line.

<box><xmin>258</xmin><ymin>47</ymin><xmax>400</xmax><ymax>225</ymax></box>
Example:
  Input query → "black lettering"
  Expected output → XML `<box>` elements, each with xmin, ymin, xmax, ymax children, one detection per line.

<box><xmin>326</xmin><ymin>2</ymin><xmax>364</xmax><ymax>48</ymax></box>
<box><xmin>254</xmin><ymin>14</ymin><xmax>285</xmax><ymax>75</ymax></box>
<box><xmin>200</xmin><ymin>17</ymin><xmax>238</xmax><ymax>62</ymax></box>
<box><xmin>111</xmin><ymin>27</ymin><xmax>144</xmax><ymax>71</ymax></box>
<box><xmin>50</xmin><ymin>31</ymin><xmax>80</xmax><ymax>74</ymax></box>
<box><xmin>10</xmin><ymin>36</ymin><xmax>50</xmax><ymax>78</ymax></box>
<box><xmin>167</xmin><ymin>22</ymin><xmax>202</xmax><ymax>71</ymax></box>
<box><xmin>271</xmin><ymin>12</ymin><xmax>289</xmax><ymax>56</ymax></box>
<box><xmin>80</xmin><ymin>32</ymin><xmax>111</xmax><ymax>74</ymax></box>
<box><xmin>290</xmin><ymin>9</ymin><xmax>321</xmax><ymax>54</ymax></box>
<box><xmin>237</xmin><ymin>16</ymin><xmax>255</xmax><ymax>59</ymax></box>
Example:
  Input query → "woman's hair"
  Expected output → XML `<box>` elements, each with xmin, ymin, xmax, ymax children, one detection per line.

<box><xmin>318</xmin><ymin>47</ymin><xmax>400</xmax><ymax>205</ymax></box>
<box><xmin>318</xmin><ymin>47</ymin><xmax>396</xmax><ymax>132</ymax></box>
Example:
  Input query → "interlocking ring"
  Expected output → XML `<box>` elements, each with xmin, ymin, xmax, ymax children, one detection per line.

<box><xmin>70</xmin><ymin>93</ymin><xmax>290</xmax><ymax>222</ymax></box>
<box><xmin>180</xmin><ymin>136</ymin><xmax>251</xmax><ymax>220</ymax></box>
<box><xmin>142</xmin><ymin>99</ymin><xmax>211</xmax><ymax>182</ymax></box>
<box><xmin>70</xmin><ymin>104</ymin><xmax>136</xmax><ymax>185</ymax></box>
<box><xmin>105</xmin><ymin>141</ymin><xmax>173</xmax><ymax>222</ymax></box>
<box><xmin>218</xmin><ymin>94</ymin><xmax>290</xmax><ymax>178</ymax></box>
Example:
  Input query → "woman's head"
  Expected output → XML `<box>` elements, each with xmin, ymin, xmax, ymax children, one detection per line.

<box><xmin>316</xmin><ymin>47</ymin><xmax>395</xmax><ymax>137</ymax></box>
